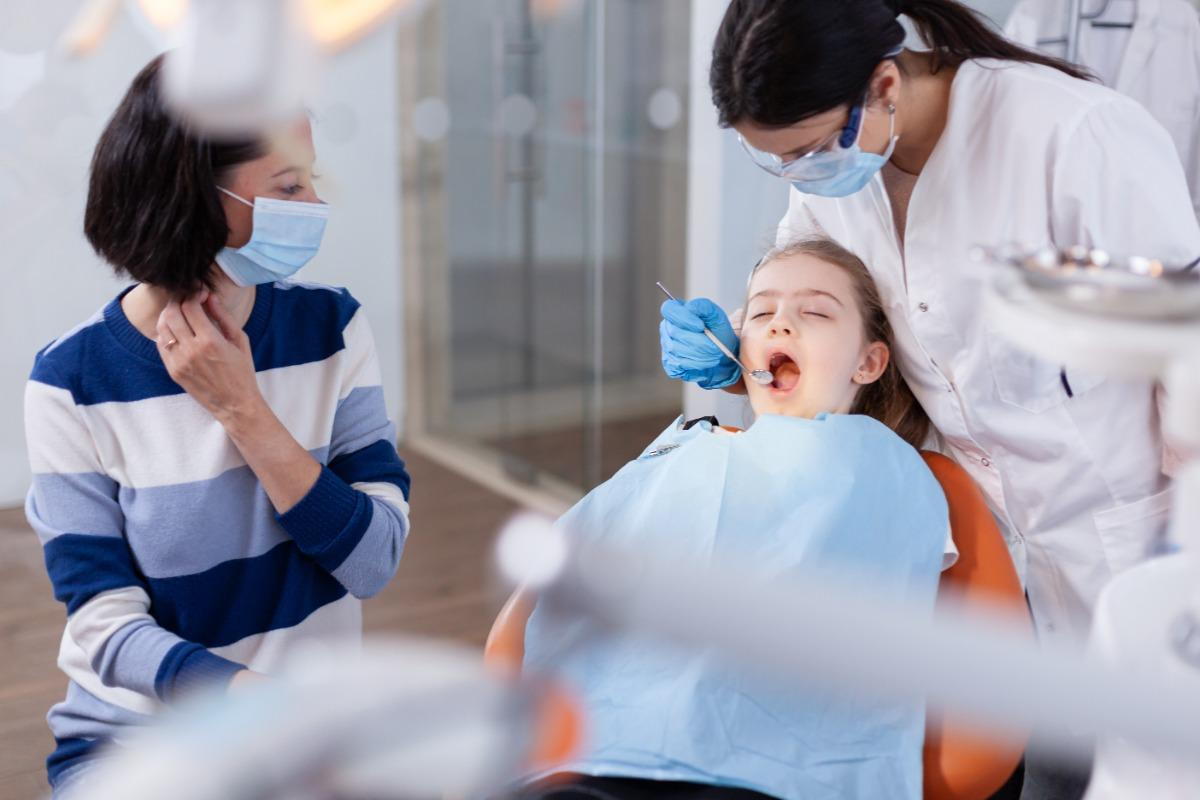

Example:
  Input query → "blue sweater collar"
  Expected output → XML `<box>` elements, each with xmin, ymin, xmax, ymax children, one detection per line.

<box><xmin>103</xmin><ymin>284</ymin><xmax>274</xmax><ymax>364</ymax></box>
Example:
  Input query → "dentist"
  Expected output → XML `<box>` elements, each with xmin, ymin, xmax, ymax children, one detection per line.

<box><xmin>659</xmin><ymin>2</ymin><xmax>1200</xmax><ymax>797</ymax></box>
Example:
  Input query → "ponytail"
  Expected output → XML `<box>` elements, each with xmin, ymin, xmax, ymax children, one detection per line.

<box><xmin>900</xmin><ymin>0</ymin><xmax>1092</xmax><ymax>79</ymax></box>
<box><xmin>712</xmin><ymin>0</ymin><xmax>1091</xmax><ymax>128</ymax></box>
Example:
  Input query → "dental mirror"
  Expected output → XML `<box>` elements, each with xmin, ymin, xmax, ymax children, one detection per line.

<box><xmin>656</xmin><ymin>282</ymin><xmax>774</xmax><ymax>386</ymax></box>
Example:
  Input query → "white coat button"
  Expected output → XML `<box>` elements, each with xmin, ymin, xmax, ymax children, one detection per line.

<box><xmin>981</xmin><ymin>457</ymin><xmax>991</xmax><ymax>467</ymax></box>
<box><xmin>918</xmin><ymin>302</ymin><xmax>929</xmax><ymax>312</ymax></box>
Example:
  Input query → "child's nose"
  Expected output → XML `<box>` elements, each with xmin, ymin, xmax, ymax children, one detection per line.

<box><xmin>769</xmin><ymin>320</ymin><xmax>792</xmax><ymax>336</ymax></box>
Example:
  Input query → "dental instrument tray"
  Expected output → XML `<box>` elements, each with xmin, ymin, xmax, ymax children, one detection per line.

<box><xmin>975</xmin><ymin>245</ymin><xmax>1200</xmax><ymax>320</ymax></box>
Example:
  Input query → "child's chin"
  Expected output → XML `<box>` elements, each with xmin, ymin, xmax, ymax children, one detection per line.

<box><xmin>750</xmin><ymin>394</ymin><xmax>805</xmax><ymax>418</ymax></box>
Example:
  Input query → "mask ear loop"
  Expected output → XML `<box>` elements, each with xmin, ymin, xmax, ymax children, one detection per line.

<box><xmin>845</xmin><ymin>46</ymin><xmax>903</xmax><ymax>150</ymax></box>
<box><xmin>883</xmin><ymin>102</ymin><xmax>899</xmax><ymax>152</ymax></box>
<box><xmin>217</xmin><ymin>185</ymin><xmax>255</xmax><ymax>208</ymax></box>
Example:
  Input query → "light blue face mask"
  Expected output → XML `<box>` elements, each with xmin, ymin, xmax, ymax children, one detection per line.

<box><xmin>788</xmin><ymin>101</ymin><xmax>898</xmax><ymax>198</ymax></box>
<box><xmin>215</xmin><ymin>187</ymin><xmax>330</xmax><ymax>287</ymax></box>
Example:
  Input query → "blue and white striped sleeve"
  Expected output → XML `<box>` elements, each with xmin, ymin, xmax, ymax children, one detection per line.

<box><xmin>275</xmin><ymin>304</ymin><xmax>410</xmax><ymax>598</ymax></box>
<box><xmin>25</xmin><ymin>362</ymin><xmax>246</xmax><ymax>705</ymax></box>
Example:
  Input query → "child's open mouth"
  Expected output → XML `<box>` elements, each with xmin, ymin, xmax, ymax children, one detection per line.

<box><xmin>768</xmin><ymin>352</ymin><xmax>800</xmax><ymax>392</ymax></box>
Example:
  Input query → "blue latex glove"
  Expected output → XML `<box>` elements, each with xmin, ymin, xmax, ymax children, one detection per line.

<box><xmin>659</xmin><ymin>297</ymin><xmax>740</xmax><ymax>389</ymax></box>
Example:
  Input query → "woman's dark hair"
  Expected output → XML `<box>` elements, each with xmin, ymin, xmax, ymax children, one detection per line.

<box><xmin>750</xmin><ymin>237</ymin><xmax>931</xmax><ymax>449</ymax></box>
<box><xmin>711</xmin><ymin>0</ymin><xmax>1092</xmax><ymax>128</ymax></box>
<box><xmin>84</xmin><ymin>55</ymin><xmax>264</xmax><ymax>297</ymax></box>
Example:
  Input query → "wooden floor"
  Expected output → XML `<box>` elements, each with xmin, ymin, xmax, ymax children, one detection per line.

<box><xmin>487</xmin><ymin>412</ymin><xmax>678</xmax><ymax>490</ymax></box>
<box><xmin>0</xmin><ymin>447</ymin><xmax>521</xmax><ymax>800</ymax></box>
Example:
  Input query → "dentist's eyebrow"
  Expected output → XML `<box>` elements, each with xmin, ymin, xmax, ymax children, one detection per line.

<box><xmin>747</xmin><ymin>288</ymin><xmax>844</xmax><ymax>307</ymax></box>
<box><xmin>270</xmin><ymin>166</ymin><xmax>300</xmax><ymax>178</ymax></box>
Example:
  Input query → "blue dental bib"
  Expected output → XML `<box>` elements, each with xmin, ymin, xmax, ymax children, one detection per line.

<box><xmin>524</xmin><ymin>414</ymin><xmax>949</xmax><ymax>800</ymax></box>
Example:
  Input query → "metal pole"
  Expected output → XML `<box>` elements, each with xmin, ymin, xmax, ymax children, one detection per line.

<box><xmin>585</xmin><ymin>0</ymin><xmax>607</xmax><ymax>490</ymax></box>
<box><xmin>512</xmin><ymin>0</ymin><xmax>539</xmax><ymax>393</ymax></box>
<box><xmin>1065</xmin><ymin>0</ymin><xmax>1085</xmax><ymax>64</ymax></box>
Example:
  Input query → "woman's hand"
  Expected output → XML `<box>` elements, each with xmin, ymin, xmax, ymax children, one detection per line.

<box><xmin>156</xmin><ymin>293</ymin><xmax>265</xmax><ymax>428</ymax></box>
<box><xmin>157</xmin><ymin>290</ymin><xmax>320</xmax><ymax>513</ymax></box>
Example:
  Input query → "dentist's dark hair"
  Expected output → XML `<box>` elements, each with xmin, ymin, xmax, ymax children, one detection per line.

<box><xmin>751</xmin><ymin>237</ymin><xmax>930</xmax><ymax>449</ymax></box>
<box><xmin>711</xmin><ymin>0</ymin><xmax>1092</xmax><ymax>128</ymax></box>
<box><xmin>85</xmin><ymin>54</ymin><xmax>264</xmax><ymax>298</ymax></box>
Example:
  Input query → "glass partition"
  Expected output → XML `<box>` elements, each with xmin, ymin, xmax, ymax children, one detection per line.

<box><xmin>400</xmin><ymin>0</ymin><xmax>690</xmax><ymax>503</ymax></box>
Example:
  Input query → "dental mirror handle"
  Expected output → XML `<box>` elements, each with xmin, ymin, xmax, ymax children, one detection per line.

<box><xmin>656</xmin><ymin>282</ymin><xmax>773</xmax><ymax>385</ymax></box>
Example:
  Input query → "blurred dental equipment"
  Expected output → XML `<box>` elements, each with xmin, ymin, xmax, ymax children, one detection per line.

<box><xmin>496</xmin><ymin>509</ymin><xmax>1200</xmax><ymax>772</ymax></box>
<box><xmin>74</xmin><ymin>638</ymin><xmax>581</xmax><ymax>800</ymax></box>
<box><xmin>977</xmin><ymin>244</ymin><xmax>1200</xmax><ymax>798</ymax></box>
<box><xmin>58</xmin><ymin>0</ymin><xmax>428</xmax><ymax>134</ymax></box>
<box><xmin>655</xmin><ymin>282</ymin><xmax>774</xmax><ymax>386</ymax></box>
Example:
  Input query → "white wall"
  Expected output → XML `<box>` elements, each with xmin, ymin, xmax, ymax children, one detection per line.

<box><xmin>970</xmin><ymin>0</ymin><xmax>1020</xmax><ymax>25</ymax></box>
<box><xmin>0</xmin><ymin>7</ymin><xmax>403</xmax><ymax>507</ymax></box>
<box><xmin>306</xmin><ymin>22</ymin><xmax>405</xmax><ymax>440</ymax></box>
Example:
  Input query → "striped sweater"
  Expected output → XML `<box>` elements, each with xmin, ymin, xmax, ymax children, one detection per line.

<box><xmin>23</xmin><ymin>281</ymin><xmax>411</xmax><ymax>786</ymax></box>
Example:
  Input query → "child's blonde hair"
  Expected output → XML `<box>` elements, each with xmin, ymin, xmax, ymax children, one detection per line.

<box><xmin>749</xmin><ymin>236</ymin><xmax>930</xmax><ymax>449</ymax></box>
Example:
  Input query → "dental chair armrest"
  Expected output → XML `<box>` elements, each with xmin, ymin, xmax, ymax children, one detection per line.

<box><xmin>485</xmin><ymin>588</ymin><xmax>537</xmax><ymax>675</ymax></box>
<box><xmin>921</xmin><ymin>452</ymin><xmax>1031</xmax><ymax>800</ymax></box>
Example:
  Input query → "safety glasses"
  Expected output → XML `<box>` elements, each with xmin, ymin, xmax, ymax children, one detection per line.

<box><xmin>738</xmin><ymin>101</ymin><xmax>867</xmax><ymax>183</ymax></box>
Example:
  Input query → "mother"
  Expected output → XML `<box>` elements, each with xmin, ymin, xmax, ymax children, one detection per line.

<box><xmin>24</xmin><ymin>55</ymin><xmax>411</xmax><ymax>798</ymax></box>
<box><xmin>660</xmin><ymin>1</ymin><xmax>1200</xmax><ymax>797</ymax></box>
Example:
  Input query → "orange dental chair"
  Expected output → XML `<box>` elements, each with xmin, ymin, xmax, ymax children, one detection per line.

<box><xmin>485</xmin><ymin>452</ymin><xmax>1030</xmax><ymax>800</ymax></box>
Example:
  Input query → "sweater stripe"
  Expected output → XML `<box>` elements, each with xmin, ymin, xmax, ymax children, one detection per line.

<box><xmin>25</xmin><ymin>281</ymin><xmax>410</xmax><ymax>783</ymax></box>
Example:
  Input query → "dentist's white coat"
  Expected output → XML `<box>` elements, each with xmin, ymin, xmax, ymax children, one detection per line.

<box><xmin>777</xmin><ymin>58</ymin><xmax>1200</xmax><ymax>643</ymax></box>
<box><xmin>1006</xmin><ymin>0</ymin><xmax>1200</xmax><ymax>219</ymax></box>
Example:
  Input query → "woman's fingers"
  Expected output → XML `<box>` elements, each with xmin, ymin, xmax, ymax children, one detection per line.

<box><xmin>179</xmin><ymin>297</ymin><xmax>220</xmax><ymax>343</ymax></box>
<box><xmin>156</xmin><ymin>311</ymin><xmax>183</xmax><ymax>354</ymax></box>
<box><xmin>152</xmin><ymin>291</ymin><xmax>263</xmax><ymax>421</ymax></box>
<box><xmin>159</xmin><ymin>301</ymin><xmax>196</xmax><ymax>342</ymax></box>
<box><xmin>202</xmin><ymin>294</ymin><xmax>242</xmax><ymax>343</ymax></box>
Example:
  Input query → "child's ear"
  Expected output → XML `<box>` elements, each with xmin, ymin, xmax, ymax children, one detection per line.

<box><xmin>853</xmin><ymin>342</ymin><xmax>889</xmax><ymax>385</ymax></box>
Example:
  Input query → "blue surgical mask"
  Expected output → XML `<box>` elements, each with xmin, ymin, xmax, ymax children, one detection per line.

<box><xmin>789</xmin><ymin>102</ymin><xmax>898</xmax><ymax>198</ymax></box>
<box><xmin>215</xmin><ymin>187</ymin><xmax>330</xmax><ymax>287</ymax></box>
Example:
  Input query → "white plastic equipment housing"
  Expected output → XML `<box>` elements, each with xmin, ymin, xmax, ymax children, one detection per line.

<box><xmin>985</xmin><ymin>270</ymin><xmax>1200</xmax><ymax>799</ymax></box>
<box><xmin>161</xmin><ymin>0</ymin><xmax>318</xmax><ymax>135</ymax></box>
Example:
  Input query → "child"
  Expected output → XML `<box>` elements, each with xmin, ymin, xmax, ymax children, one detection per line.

<box><xmin>518</xmin><ymin>237</ymin><xmax>956</xmax><ymax>800</ymax></box>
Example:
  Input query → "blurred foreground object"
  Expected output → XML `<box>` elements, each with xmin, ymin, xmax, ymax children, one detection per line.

<box><xmin>74</xmin><ymin>638</ymin><xmax>580</xmax><ymax>800</ymax></box>
<box><xmin>1085</xmin><ymin>557</ymin><xmax>1200</xmax><ymax>798</ymax></box>
<box><xmin>493</xmin><ymin>455</ymin><xmax>1033</xmax><ymax>800</ymax></box>
<box><xmin>981</xmin><ymin>245</ymin><xmax>1200</xmax><ymax>798</ymax></box>
<box><xmin>59</xmin><ymin>0</ymin><xmax>428</xmax><ymax>134</ymax></box>
<box><xmin>497</xmin><ymin>506</ymin><xmax>1200</xmax><ymax>780</ymax></box>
